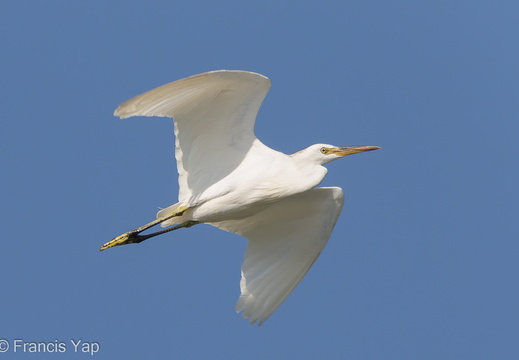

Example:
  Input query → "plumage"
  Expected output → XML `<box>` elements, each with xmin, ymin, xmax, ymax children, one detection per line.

<box><xmin>104</xmin><ymin>70</ymin><xmax>379</xmax><ymax>324</ymax></box>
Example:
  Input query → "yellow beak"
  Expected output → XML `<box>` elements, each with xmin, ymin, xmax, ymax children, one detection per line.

<box><xmin>331</xmin><ymin>145</ymin><xmax>381</xmax><ymax>156</ymax></box>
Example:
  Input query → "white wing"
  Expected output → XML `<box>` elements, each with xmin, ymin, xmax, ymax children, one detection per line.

<box><xmin>114</xmin><ymin>70</ymin><xmax>272</xmax><ymax>205</ymax></box>
<box><xmin>210</xmin><ymin>187</ymin><xmax>345</xmax><ymax>325</ymax></box>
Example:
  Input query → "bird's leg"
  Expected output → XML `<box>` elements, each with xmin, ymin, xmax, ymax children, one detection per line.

<box><xmin>100</xmin><ymin>206</ymin><xmax>192</xmax><ymax>251</ymax></box>
<box><xmin>130</xmin><ymin>220</ymin><xmax>199</xmax><ymax>243</ymax></box>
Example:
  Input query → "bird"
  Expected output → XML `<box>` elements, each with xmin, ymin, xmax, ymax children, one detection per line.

<box><xmin>100</xmin><ymin>70</ymin><xmax>380</xmax><ymax>325</ymax></box>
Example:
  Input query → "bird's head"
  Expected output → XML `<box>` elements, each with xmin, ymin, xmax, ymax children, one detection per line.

<box><xmin>294</xmin><ymin>144</ymin><xmax>381</xmax><ymax>165</ymax></box>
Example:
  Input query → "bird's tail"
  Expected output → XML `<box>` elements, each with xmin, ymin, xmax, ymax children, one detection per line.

<box><xmin>156</xmin><ymin>202</ymin><xmax>186</xmax><ymax>227</ymax></box>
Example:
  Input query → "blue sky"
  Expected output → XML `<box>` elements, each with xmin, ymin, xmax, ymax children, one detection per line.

<box><xmin>1</xmin><ymin>1</ymin><xmax>518</xmax><ymax>359</ymax></box>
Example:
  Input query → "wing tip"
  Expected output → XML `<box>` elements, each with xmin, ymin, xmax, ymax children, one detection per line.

<box><xmin>236</xmin><ymin>309</ymin><xmax>267</xmax><ymax>326</ymax></box>
<box><xmin>113</xmin><ymin>107</ymin><xmax>125</xmax><ymax>118</ymax></box>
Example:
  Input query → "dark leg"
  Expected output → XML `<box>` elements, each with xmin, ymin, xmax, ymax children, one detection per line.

<box><xmin>100</xmin><ymin>207</ymin><xmax>194</xmax><ymax>251</ymax></box>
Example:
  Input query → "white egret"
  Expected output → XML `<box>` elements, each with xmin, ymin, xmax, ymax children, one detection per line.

<box><xmin>101</xmin><ymin>70</ymin><xmax>380</xmax><ymax>325</ymax></box>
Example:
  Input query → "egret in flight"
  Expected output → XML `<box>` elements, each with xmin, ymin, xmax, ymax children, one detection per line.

<box><xmin>101</xmin><ymin>70</ymin><xmax>380</xmax><ymax>325</ymax></box>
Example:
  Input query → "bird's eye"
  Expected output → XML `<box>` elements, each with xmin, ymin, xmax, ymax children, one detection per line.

<box><xmin>320</xmin><ymin>147</ymin><xmax>328</xmax><ymax>154</ymax></box>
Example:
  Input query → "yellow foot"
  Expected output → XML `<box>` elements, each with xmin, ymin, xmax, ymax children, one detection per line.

<box><xmin>100</xmin><ymin>206</ymin><xmax>190</xmax><ymax>252</ymax></box>
<box><xmin>100</xmin><ymin>232</ymin><xmax>137</xmax><ymax>251</ymax></box>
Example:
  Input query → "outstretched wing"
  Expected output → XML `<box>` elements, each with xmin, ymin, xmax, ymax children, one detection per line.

<box><xmin>210</xmin><ymin>187</ymin><xmax>345</xmax><ymax>325</ymax></box>
<box><xmin>114</xmin><ymin>70</ymin><xmax>272</xmax><ymax>205</ymax></box>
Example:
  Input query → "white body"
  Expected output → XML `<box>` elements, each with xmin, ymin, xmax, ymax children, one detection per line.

<box><xmin>115</xmin><ymin>71</ymin><xmax>346</xmax><ymax>324</ymax></box>
<box><xmin>175</xmin><ymin>140</ymin><xmax>329</xmax><ymax>223</ymax></box>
